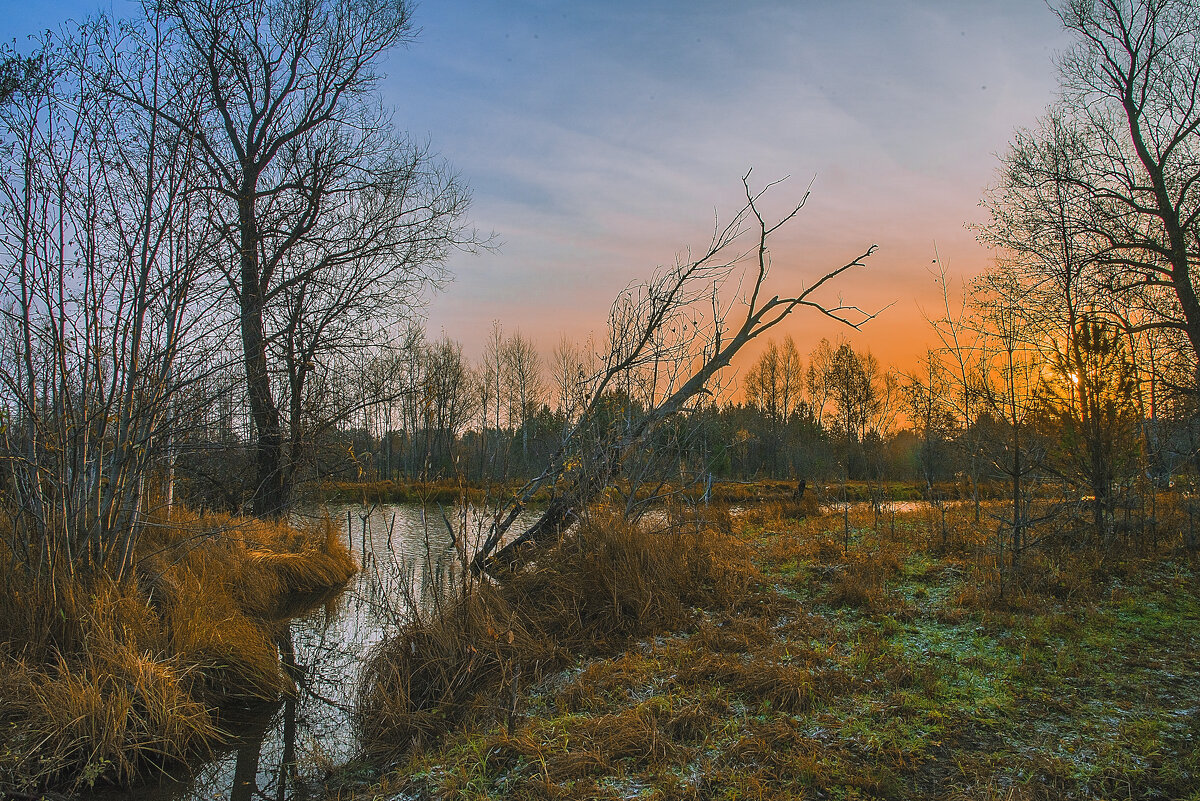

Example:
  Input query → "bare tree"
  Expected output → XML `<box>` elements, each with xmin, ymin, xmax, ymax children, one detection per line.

<box><xmin>745</xmin><ymin>336</ymin><xmax>804</xmax><ymax>422</ymax></box>
<box><xmin>550</xmin><ymin>334</ymin><xmax>594</xmax><ymax>429</ymax></box>
<box><xmin>826</xmin><ymin>342</ymin><xmax>880</xmax><ymax>447</ymax></box>
<box><xmin>971</xmin><ymin>270</ymin><xmax>1049</xmax><ymax>574</ymax></box>
<box><xmin>805</xmin><ymin>338</ymin><xmax>838</xmax><ymax>426</ymax></box>
<box><xmin>0</xmin><ymin>26</ymin><xmax>218</xmax><ymax>583</ymax></box>
<box><xmin>981</xmin><ymin>111</ymin><xmax>1151</xmax><ymax>541</ymax></box>
<box><xmin>808</xmin><ymin>339</ymin><xmax>894</xmax><ymax>488</ymax></box>
<box><xmin>744</xmin><ymin>336</ymin><xmax>804</xmax><ymax>476</ymax></box>
<box><xmin>348</xmin><ymin>327</ymin><xmax>429</xmax><ymax>482</ymax></box>
<box><xmin>395</xmin><ymin>327</ymin><xmax>429</xmax><ymax>479</ymax></box>
<box><xmin>1024</xmin><ymin>0</ymin><xmax>1200</xmax><ymax>375</ymax></box>
<box><xmin>422</xmin><ymin>336</ymin><xmax>476</xmax><ymax>475</ymax></box>
<box><xmin>477</xmin><ymin>321</ymin><xmax>508</xmax><ymax>479</ymax></box>
<box><xmin>981</xmin><ymin>113</ymin><xmax>1100</xmax><ymax>341</ymax></box>
<box><xmin>502</xmin><ymin>330</ymin><xmax>544</xmax><ymax>468</ymax></box>
<box><xmin>902</xmin><ymin>351</ymin><xmax>958</xmax><ymax>498</ymax></box>
<box><xmin>925</xmin><ymin>261</ymin><xmax>990</xmax><ymax>520</ymax></box>
<box><xmin>110</xmin><ymin>0</ymin><xmax>476</xmax><ymax>515</ymax></box>
<box><xmin>472</xmin><ymin>174</ymin><xmax>877</xmax><ymax>574</ymax></box>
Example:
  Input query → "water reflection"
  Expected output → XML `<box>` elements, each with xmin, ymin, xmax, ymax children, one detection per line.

<box><xmin>98</xmin><ymin>503</ymin><xmax>533</xmax><ymax>801</ymax></box>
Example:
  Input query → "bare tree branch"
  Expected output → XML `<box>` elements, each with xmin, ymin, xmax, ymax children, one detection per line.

<box><xmin>471</xmin><ymin>177</ymin><xmax>877</xmax><ymax>575</ymax></box>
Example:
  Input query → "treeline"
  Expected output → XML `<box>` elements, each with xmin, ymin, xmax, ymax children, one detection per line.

<box><xmin>257</xmin><ymin>311</ymin><xmax>1198</xmax><ymax>526</ymax></box>
<box><xmin>287</xmin><ymin>331</ymin><xmax>894</xmax><ymax>489</ymax></box>
<box><xmin>172</xmin><ymin>305</ymin><xmax>1199</xmax><ymax>551</ymax></box>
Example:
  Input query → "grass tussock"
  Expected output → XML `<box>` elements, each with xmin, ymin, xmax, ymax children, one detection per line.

<box><xmin>357</xmin><ymin>511</ymin><xmax>758</xmax><ymax>754</ymax></box>
<box><xmin>0</xmin><ymin>508</ymin><xmax>355</xmax><ymax>794</ymax></box>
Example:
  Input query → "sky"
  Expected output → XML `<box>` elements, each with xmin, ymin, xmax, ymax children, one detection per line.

<box><xmin>2</xmin><ymin>0</ymin><xmax>1074</xmax><ymax>374</ymax></box>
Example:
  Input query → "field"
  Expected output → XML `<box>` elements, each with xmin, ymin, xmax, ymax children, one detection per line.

<box><xmin>335</xmin><ymin>500</ymin><xmax>1200</xmax><ymax>800</ymax></box>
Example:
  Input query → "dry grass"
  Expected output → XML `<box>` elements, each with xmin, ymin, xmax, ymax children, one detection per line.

<box><xmin>322</xmin><ymin>479</ymin><xmax>496</xmax><ymax>506</ymax></box>
<box><xmin>0</xmin><ymin>507</ymin><xmax>355</xmax><ymax>794</ymax></box>
<box><xmin>349</xmin><ymin>494</ymin><xmax>1200</xmax><ymax>801</ymax></box>
<box><xmin>678</xmin><ymin>656</ymin><xmax>815</xmax><ymax>714</ymax></box>
<box><xmin>324</xmin><ymin>477</ymin><xmax>846</xmax><ymax>519</ymax></box>
<box><xmin>356</xmin><ymin>510</ymin><xmax>759</xmax><ymax>755</ymax></box>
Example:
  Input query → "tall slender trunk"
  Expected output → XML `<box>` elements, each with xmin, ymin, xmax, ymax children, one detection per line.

<box><xmin>239</xmin><ymin>192</ymin><xmax>287</xmax><ymax>516</ymax></box>
<box><xmin>1009</xmin><ymin>348</ymin><xmax>1023</xmax><ymax>575</ymax></box>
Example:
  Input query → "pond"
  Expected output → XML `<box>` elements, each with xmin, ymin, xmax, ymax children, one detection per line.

<box><xmin>98</xmin><ymin>503</ymin><xmax>535</xmax><ymax>801</ymax></box>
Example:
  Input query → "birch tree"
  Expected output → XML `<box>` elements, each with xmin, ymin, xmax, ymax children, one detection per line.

<box><xmin>0</xmin><ymin>26</ymin><xmax>218</xmax><ymax>583</ymax></box>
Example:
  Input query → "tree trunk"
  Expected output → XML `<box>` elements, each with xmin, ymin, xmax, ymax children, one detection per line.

<box><xmin>239</xmin><ymin>194</ymin><xmax>288</xmax><ymax>517</ymax></box>
<box><xmin>469</xmin><ymin>180</ymin><xmax>875</xmax><ymax>576</ymax></box>
<box><xmin>476</xmin><ymin>315</ymin><xmax>757</xmax><ymax>575</ymax></box>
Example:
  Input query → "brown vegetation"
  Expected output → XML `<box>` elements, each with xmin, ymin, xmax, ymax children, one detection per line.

<box><xmin>0</xmin><ymin>509</ymin><xmax>355</xmax><ymax>794</ymax></box>
<box><xmin>356</xmin><ymin>510</ymin><xmax>758</xmax><ymax>753</ymax></box>
<box><xmin>322</xmin><ymin>479</ymin><xmax>496</xmax><ymax>506</ymax></box>
<box><xmin>341</xmin><ymin>499</ymin><xmax>1200</xmax><ymax>801</ymax></box>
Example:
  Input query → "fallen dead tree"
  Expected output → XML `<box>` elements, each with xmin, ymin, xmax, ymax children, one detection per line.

<box><xmin>472</xmin><ymin>173</ymin><xmax>877</xmax><ymax>575</ymax></box>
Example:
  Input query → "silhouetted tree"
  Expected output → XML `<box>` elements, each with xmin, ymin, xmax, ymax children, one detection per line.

<box><xmin>972</xmin><ymin>271</ymin><xmax>1049</xmax><ymax>574</ymax></box>
<box><xmin>1038</xmin><ymin>318</ymin><xmax>1141</xmax><ymax>540</ymax></box>
<box><xmin>903</xmin><ymin>351</ymin><xmax>957</xmax><ymax>497</ymax></box>
<box><xmin>1012</xmin><ymin>1</ymin><xmax>1200</xmax><ymax>380</ymax></box>
<box><xmin>745</xmin><ymin>336</ymin><xmax>804</xmax><ymax>476</ymax></box>
<box><xmin>503</xmin><ymin>331</ymin><xmax>544</xmax><ymax>469</ymax></box>
<box><xmin>114</xmin><ymin>0</ymin><xmax>475</xmax><ymax>515</ymax></box>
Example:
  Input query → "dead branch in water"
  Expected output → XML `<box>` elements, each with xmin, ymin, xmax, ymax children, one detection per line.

<box><xmin>472</xmin><ymin>173</ymin><xmax>878</xmax><ymax>575</ymax></box>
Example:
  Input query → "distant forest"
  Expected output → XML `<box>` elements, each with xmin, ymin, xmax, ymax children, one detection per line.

<box><xmin>204</xmin><ymin>307</ymin><xmax>1197</xmax><ymax>517</ymax></box>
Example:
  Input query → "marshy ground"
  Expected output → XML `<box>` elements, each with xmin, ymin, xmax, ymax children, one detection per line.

<box><xmin>338</xmin><ymin>501</ymin><xmax>1200</xmax><ymax>801</ymax></box>
<box><xmin>0</xmin><ymin>509</ymin><xmax>356</xmax><ymax>795</ymax></box>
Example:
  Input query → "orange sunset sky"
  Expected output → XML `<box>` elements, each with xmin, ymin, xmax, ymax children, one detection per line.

<box><xmin>390</xmin><ymin>1</ymin><xmax>1076</xmax><ymax>376</ymax></box>
<box><xmin>3</xmin><ymin>0</ymin><xmax>1076</xmax><ymax>377</ymax></box>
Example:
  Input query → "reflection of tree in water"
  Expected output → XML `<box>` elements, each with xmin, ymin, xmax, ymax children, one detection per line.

<box><xmin>111</xmin><ymin>505</ymin><xmax>528</xmax><ymax>801</ymax></box>
<box><xmin>227</xmin><ymin>707</ymin><xmax>270</xmax><ymax>801</ymax></box>
<box><xmin>226</xmin><ymin>619</ymin><xmax>326</xmax><ymax>801</ymax></box>
<box><xmin>271</xmin><ymin>626</ymin><xmax>302</xmax><ymax>801</ymax></box>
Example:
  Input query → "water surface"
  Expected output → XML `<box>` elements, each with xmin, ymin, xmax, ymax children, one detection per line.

<box><xmin>104</xmin><ymin>502</ymin><xmax>532</xmax><ymax>801</ymax></box>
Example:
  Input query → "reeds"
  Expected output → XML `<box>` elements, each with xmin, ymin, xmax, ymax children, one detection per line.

<box><xmin>0</xmin><ymin>507</ymin><xmax>356</xmax><ymax>794</ymax></box>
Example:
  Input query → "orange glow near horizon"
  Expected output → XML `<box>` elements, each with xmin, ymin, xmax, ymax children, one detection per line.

<box><xmin>425</xmin><ymin>201</ymin><xmax>996</xmax><ymax>395</ymax></box>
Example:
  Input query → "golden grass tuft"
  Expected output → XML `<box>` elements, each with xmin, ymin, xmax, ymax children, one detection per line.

<box><xmin>664</xmin><ymin>696</ymin><xmax>728</xmax><ymax>743</ymax></box>
<box><xmin>692</xmin><ymin>615</ymin><xmax>775</xmax><ymax>653</ymax></box>
<box><xmin>825</xmin><ymin>548</ymin><xmax>902</xmax><ymax>611</ymax></box>
<box><xmin>678</xmin><ymin>655</ymin><xmax>815</xmax><ymax>714</ymax></box>
<box><xmin>0</xmin><ymin>580</ymin><xmax>219</xmax><ymax>790</ymax></box>
<box><xmin>556</xmin><ymin>654</ymin><xmax>660</xmax><ymax>713</ymax></box>
<box><xmin>0</xmin><ymin>507</ymin><xmax>355</xmax><ymax>794</ymax></box>
<box><xmin>163</xmin><ymin>571</ymin><xmax>289</xmax><ymax>702</ymax></box>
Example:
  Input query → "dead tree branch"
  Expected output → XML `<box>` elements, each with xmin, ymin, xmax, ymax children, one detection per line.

<box><xmin>471</xmin><ymin>173</ymin><xmax>877</xmax><ymax>575</ymax></box>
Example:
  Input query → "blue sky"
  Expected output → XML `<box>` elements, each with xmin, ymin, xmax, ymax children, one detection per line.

<box><xmin>2</xmin><ymin>0</ymin><xmax>1072</xmax><ymax>369</ymax></box>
